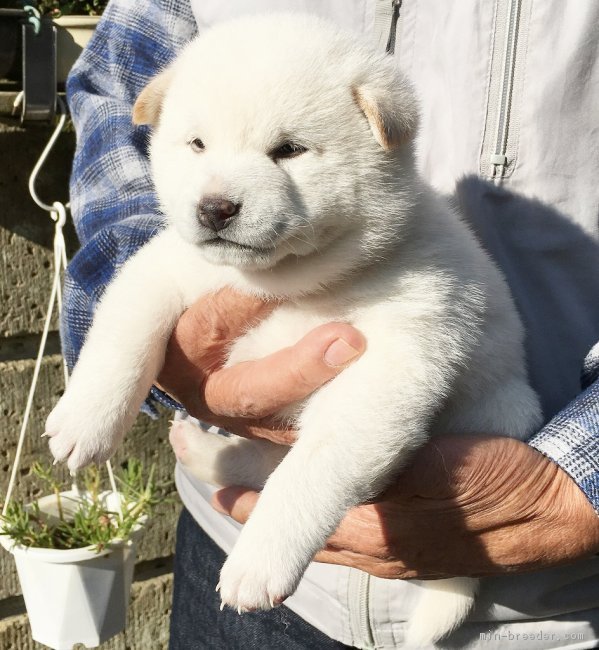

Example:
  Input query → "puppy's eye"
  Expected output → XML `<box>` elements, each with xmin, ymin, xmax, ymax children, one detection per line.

<box><xmin>271</xmin><ymin>142</ymin><xmax>308</xmax><ymax>160</ymax></box>
<box><xmin>189</xmin><ymin>138</ymin><xmax>205</xmax><ymax>153</ymax></box>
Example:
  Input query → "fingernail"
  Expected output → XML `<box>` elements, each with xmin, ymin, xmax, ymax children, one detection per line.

<box><xmin>324</xmin><ymin>338</ymin><xmax>361</xmax><ymax>367</ymax></box>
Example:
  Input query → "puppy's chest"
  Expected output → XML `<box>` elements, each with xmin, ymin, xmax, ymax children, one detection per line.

<box><xmin>225</xmin><ymin>302</ymin><xmax>348</xmax><ymax>367</ymax></box>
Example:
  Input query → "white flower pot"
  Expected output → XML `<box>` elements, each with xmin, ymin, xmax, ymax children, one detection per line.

<box><xmin>0</xmin><ymin>490</ymin><xmax>144</xmax><ymax>650</ymax></box>
<box><xmin>53</xmin><ymin>16</ymin><xmax>101</xmax><ymax>84</ymax></box>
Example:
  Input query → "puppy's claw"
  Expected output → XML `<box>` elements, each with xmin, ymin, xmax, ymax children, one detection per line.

<box><xmin>219</xmin><ymin>601</ymin><xmax>225</xmax><ymax>612</ymax></box>
<box><xmin>40</xmin><ymin>432</ymin><xmax>50</xmax><ymax>438</ymax></box>
<box><xmin>215</xmin><ymin>581</ymin><xmax>221</xmax><ymax>593</ymax></box>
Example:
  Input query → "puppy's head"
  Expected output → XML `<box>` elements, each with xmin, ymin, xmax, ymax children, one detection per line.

<box><xmin>134</xmin><ymin>14</ymin><xmax>419</xmax><ymax>276</ymax></box>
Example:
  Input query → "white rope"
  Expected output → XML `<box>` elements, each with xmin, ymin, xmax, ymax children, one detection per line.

<box><xmin>105</xmin><ymin>461</ymin><xmax>123</xmax><ymax>519</ymax></box>
<box><xmin>2</xmin><ymin>98</ymin><xmax>120</xmax><ymax>517</ymax></box>
<box><xmin>2</xmin><ymin>213</ymin><xmax>63</xmax><ymax>516</ymax></box>
<box><xmin>52</xmin><ymin>202</ymin><xmax>69</xmax><ymax>388</ymax></box>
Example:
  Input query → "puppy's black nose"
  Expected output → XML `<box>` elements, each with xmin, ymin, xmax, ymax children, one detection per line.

<box><xmin>197</xmin><ymin>196</ymin><xmax>241</xmax><ymax>232</ymax></box>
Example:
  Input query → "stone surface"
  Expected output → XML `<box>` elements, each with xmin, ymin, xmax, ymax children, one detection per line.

<box><xmin>0</xmin><ymin>566</ymin><xmax>174</xmax><ymax>650</ymax></box>
<box><xmin>0</xmin><ymin>114</ymin><xmax>78</xmax><ymax>340</ymax></box>
<box><xmin>0</xmin><ymin>92</ymin><xmax>19</xmax><ymax>116</ymax></box>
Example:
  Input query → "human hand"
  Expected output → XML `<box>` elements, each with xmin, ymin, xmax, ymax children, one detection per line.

<box><xmin>156</xmin><ymin>287</ymin><xmax>365</xmax><ymax>444</ymax></box>
<box><xmin>212</xmin><ymin>435</ymin><xmax>599</xmax><ymax>578</ymax></box>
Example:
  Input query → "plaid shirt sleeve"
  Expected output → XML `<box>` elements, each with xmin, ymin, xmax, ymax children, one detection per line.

<box><xmin>529</xmin><ymin>342</ymin><xmax>599</xmax><ymax>514</ymax></box>
<box><xmin>62</xmin><ymin>0</ymin><xmax>197</xmax><ymax>413</ymax></box>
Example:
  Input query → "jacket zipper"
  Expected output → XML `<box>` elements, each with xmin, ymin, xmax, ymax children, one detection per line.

<box><xmin>490</xmin><ymin>0</ymin><xmax>522</xmax><ymax>179</ymax></box>
<box><xmin>386</xmin><ymin>0</ymin><xmax>402</xmax><ymax>55</ymax></box>
<box><xmin>480</xmin><ymin>0</ymin><xmax>531</xmax><ymax>180</ymax></box>
<box><xmin>347</xmin><ymin>6</ymin><xmax>404</xmax><ymax>648</ymax></box>
<box><xmin>359</xmin><ymin>572</ymin><xmax>376</xmax><ymax>648</ymax></box>
<box><xmin>348</xmin><ymin>8</ymin><xmax>405</xmax><ymax>644</ymax></box>
<box><xmin>374</xmin><ymin>0</ymin><xmax>403</xmax><ymax>56</ymax></box>
<box><xmin>349</xmin><ymin>569</ymin><xmax>376</xmax><ymax>649</ymax></box>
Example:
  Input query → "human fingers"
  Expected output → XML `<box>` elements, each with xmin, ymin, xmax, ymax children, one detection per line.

<box><xmin>211</xmin><ymin>486</ymin><xmax>258</xmax><ymax>523</ymax></box>
<box><xmin>211</xmin><ymin>487</ymin><xmax>447</xmax><ymax>579</ymax></box>
<box><xmin>313</xmin><ymin>548</ymin><xmax>447</xmax><ymax>580</ymax></box>
<box><xmin>202</xmin><ymin>322</ymin><xmax>366</xmax><ymax>419</ymax></box>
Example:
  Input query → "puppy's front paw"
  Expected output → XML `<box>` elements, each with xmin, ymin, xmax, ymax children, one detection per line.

<box><xmin>218</xmin><ymin>544</ymin><xmax>300</xmax><ymax>613</ymax></box>
<box><xmin>45</xmin><ymin>391</ymin><xmax>125</xmax><ymax>471</ymax></box>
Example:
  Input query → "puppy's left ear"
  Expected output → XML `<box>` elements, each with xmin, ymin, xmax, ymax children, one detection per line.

<box><xmin>352</xmin><ymin>70</ymin><xmax>419</xmax><ymax>151</ymax></box>
<box><xmin>132</xmin><ymin>68</ymin><xmax>175</xmax><ymax>126</ymax></box>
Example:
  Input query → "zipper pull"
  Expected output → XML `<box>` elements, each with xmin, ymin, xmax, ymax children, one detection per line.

<box><xmin>490</xmin><ymin>153</ymin><xmax>508</xmax><ymax>178</ymax></box>
<box><xmin>386</xmin><ymin>0</ymin><xmax>403</xmax><ymax>55</ymax></box>
<box><xmin>490</xmin><ymin>154</ymin><xmax>508</xmax><ymax>165</ymax></box>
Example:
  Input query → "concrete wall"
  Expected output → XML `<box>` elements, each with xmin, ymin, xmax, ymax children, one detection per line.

<box><xmin>0</xmin><ymin>93</ymin><xmax>180</xmax><ymax>648</ymax></box>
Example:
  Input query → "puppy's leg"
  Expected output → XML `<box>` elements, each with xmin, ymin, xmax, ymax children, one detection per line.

<box><xmin>217</xmin><ymin>406</ymin><xmax>398</xmax><ymax>611</ymax></box>
<box><xmin>405</xmin><ymin>577</ymin><xmax>478</xmax><ymax>646</ymax></box>
<box><xmin>217</xmin><ymin>325</ymin><xmax>456</xmax><ymax>615</ymax></box>
<box><xmin>169</xmin><ymin>419</ymin><xmax>287</xmax><ymax>489</ymax></box>
<box><xmin>47</xmin><ymin>231</ymin><xmax>195</xmax><ymax>470</ymax></box>
<box><xmin>218</xmin><ymin>319</ymin><xmax>480</xmax><ymax>641</ymax></box>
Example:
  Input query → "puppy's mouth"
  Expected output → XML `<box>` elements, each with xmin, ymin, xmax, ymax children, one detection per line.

<box><xmin>202</xmin><ymin>237</ymin><xmax>274</xmax><ymax>255</ymax></box>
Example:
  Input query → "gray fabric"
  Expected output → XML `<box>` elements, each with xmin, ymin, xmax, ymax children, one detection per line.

<box><xmin>406</xmin><ymin>0</ymin><xmax>599</xmax><ymax>419</ymax></box>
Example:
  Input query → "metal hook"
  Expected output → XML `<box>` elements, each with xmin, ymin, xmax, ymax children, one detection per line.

<box><xmin>28</xmin><ymin>95</ymin><xmax>69</xmax><ymax>216</ymax></box>
<box><xmin>0</xmin><ymin>5</ymin><xmax>41</xmax><ymax>34</ymax></box>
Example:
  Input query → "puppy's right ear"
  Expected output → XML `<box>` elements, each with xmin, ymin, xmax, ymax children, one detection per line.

<box><xmin>132</xmin><ymin>68</ymin><xmax>174</xmax><ymax>126</ymax></box>
<box><xmin>352</xmin><ymin>67</ymin><xmax>419</xmax><ymax>151</ymax></box>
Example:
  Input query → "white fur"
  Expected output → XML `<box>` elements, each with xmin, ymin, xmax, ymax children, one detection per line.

<box><xmin>47</xmin><ymin>15</ymin><xmax>542</xmax><ymax>644</ymax></box>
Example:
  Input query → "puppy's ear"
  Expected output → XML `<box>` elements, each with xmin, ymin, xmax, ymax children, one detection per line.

<box><xmin>132</xmin><ymin>68</ymin><xmax>175</xmax><ymax>126</ymax></box>
<box><xmin>352</xmin><ymin>73</ymin><xmax>419</xmax><ymax>150</ymax></box>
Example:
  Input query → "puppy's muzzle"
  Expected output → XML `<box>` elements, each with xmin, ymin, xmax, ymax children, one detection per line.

<box><xmin>197</xmin><ymin>196</ymin><xmax>241</xmax><ymax>232</ymax></box>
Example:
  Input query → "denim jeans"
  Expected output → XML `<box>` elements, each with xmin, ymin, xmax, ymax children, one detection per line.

<box><xmin>169</xmin><ymin>507</ymin><xmax>355</xmax><ymax>649</ymax></box>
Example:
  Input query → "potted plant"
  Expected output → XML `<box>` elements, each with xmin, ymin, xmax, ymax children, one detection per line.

<box><xmin>0</xmin><ymin>459</ymin><xmax>160</xmax><ymax>650</ymax></box>
<box><xmin>38</xmin><ymin>1</ymin><xmax>109</xmax><ymax>83</ymax></box>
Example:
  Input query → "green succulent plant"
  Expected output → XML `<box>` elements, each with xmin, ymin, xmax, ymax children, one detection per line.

<box><xmin>0</xmin><ymin>459</ymin><xmax>165</xmax><ymax>552</ymax></box>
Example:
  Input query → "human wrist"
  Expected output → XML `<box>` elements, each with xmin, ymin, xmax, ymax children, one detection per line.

<box><xmin>497</xmin><ymin>451</ymin><xmax>599</xmax><ymax>571</ymax></box>
<box><xmin>453</xmin><ymin>439</ymin><xmax>599</xmax><ymax>573</ymax></box>
<box><xmin>543</xmin><ymin>458</ymin><xmax>599</xmax><ymax>560</ymax></box>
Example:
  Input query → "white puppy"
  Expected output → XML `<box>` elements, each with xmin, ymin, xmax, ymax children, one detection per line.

<box><xmin>47</xmin><ymin>14</ymin><xmax>542</xmax><ymax>645</ymax></box>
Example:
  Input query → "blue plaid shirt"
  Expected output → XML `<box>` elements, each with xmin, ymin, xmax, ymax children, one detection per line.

<box><xmin>63</xmin><ymin>0</ymin><xmax>599</xmax><ymax>513</ymax></box>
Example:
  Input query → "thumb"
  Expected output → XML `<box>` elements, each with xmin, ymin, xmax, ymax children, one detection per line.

<box><xmin>203</xmin><ymin>322</ymin><xmax>365</xmax><ymax>419</ymax></box>
<box><xmin>211</xmin><ymin>486</ymin><xmax>259</xmax><ymax>523</ymax></box>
